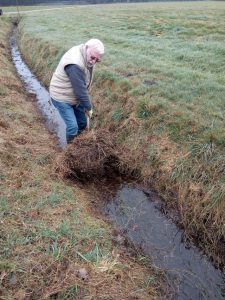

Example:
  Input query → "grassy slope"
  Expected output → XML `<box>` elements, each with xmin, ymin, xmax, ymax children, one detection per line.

<box><xmin>16</xmin><ymin>2</ymin><xmax>225</xmax><ymax>267</ymax></box>
<box><xmin>0</xmin><ymin>18</ymin><xmax>161</xmax><ymax>300</ymax></box>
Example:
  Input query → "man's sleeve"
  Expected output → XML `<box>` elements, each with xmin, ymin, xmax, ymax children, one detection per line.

<box><xmin>64</xmin><ymin>64</ymin><xmax>92</xmax><ymax>111</ymax></box>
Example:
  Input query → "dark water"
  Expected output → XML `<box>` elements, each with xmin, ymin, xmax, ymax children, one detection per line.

<box><xmin>106</xmin><ymin>186</ymin><xmax>225</xmax><ymax>300</ymax></box>
<box><xmin>10</xmin><ymin>32</ymin><xmax>66</xmax><ymax>148</ymax></box>
<box><xmin>10</xmin><ymin>31</ymin><xmax>225</xmax><ymax>300</ymax></box>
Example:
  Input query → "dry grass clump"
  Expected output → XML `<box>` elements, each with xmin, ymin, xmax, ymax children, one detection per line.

<box><xmin>55</xmin><ymin>129</ymin><xmax>134</xmax><ymax>182</ymax></box>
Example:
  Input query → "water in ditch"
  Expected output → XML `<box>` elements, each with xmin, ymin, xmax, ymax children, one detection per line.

<box><xmin>106</xmin><ymin>185</ymin><xmax>225</xmax><ymax>300</ymax></box>
<box><xmin>10</xmin><ymin>31</ymin><xmax>225</xmax><ymax>300</ymax></box>
<box><xmin>10</xmin><ymin>31</ymin><xmax>66</xmax><ymax>148</ymax></box>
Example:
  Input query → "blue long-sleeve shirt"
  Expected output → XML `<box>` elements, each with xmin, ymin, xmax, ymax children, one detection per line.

<box><xmin>64</xmin><ymin>64</ymin><xmax>92</xmax><ymax>111</ymax></box>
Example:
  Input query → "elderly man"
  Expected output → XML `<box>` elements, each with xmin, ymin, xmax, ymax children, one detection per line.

<box><xmin>50</xmin><ymin>38</ymin><xmax>104</xmax><ymax>143</ymax></box>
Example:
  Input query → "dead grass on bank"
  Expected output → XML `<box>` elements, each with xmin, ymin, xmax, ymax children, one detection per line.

<box><xmin>54</xmin><ymin>128</ymin><xmax>140</xmax><ymax>183</ymax></box>
<box><xmin>0</xmin><ymin>19</ymin><xmax>163</xmax><ymax>300</ymax></box>
<box><xmin>55</xmin><ymin>129</ymin><xmax>119</xmax><ymax>181</ymax></box>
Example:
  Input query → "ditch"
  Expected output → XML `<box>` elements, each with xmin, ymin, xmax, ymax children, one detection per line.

<box><xmin>10</xmin><ymin>29</ymin><xmax>225</xmax><ymax>300</ymax></box>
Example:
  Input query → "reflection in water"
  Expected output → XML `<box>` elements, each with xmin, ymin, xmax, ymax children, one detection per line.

<box><xmin>106</xmin><ymin>186</ymin><xmax>225</xmax><ymax>300</ymax></box>
<box><xmin>10</xmin><ymin>32</ymin><xmax>66</xmax><ymax>148</ymax></box>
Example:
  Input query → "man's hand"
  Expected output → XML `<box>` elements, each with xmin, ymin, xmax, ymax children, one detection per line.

<box><xmin>86</xmin><ymin>109</ymin><xmax>93</xmax><ymax>118</ymax></box>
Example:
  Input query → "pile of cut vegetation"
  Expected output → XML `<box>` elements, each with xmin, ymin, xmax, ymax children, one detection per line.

<box><xmin>56</xmin><ymin>129</ymin><xmax>132</xmax><ymax>182</ymax></box>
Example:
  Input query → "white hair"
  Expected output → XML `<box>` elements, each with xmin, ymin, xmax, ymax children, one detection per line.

<box><xmin>85</xmin><ymin>38</ymin><xmax>104</xmax><ymax>55</ymax></box>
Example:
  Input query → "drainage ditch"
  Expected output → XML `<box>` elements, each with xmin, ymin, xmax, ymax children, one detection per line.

<box><xmin>10</xmin><ymin>29</ymin><xmax>66</xmax><ymax>149</ymax></box>
<box><xmin>10</xmin><ymin>30</ymin><xmax>225</xmax><ymax>300</ymax></box>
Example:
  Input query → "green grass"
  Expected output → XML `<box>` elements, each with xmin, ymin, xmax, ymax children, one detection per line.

<box><xmin>17</xmin><ymin>2</ymin><xmax>225</xmax><ymax>145</ymax></box>
<box><xmin>1</xmin><ymin>0</ymin><xmax>224</xmax><ymax>274</ymax></box>
<box><xmin>15</xmin><ymin>1</ymin><xmax>225</xmax><ymax>267</ymax></box>
<box><xmin>1</xmin><ymin>5</ymin><xmax>69</xmax><ymax>13</ymax></box>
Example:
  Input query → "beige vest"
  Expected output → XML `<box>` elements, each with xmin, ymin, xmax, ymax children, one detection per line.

<box><xmin>49</xmin><ymin>44</ymin><xmax>93</xmax><ymax>104</ymax></box>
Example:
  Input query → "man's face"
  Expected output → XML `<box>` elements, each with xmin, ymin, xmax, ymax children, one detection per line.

<box><xmin>86</xmin><ymin>45</ymin><xmax>102</xmax><ymax>68</ymax></box>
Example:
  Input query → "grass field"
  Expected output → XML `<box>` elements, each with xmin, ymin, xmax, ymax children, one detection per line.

<box><xmin>13</xmin><ymin>1</ymin><xmax>225</xmax><ymax>267</ymax></box>
<box><xmin>1</xmin><ymin>5</ymin><xmax>75</xmax><ymax>14</ymax></box>
<box><xmin>0</xmin><ymin>16</ymin><xmax>163</xmax><ymax>300</ymax></box>
<box><xmin>1</xmin><ymin>0</ymin><xmax>225</xmax><ymax>278</ymax></box>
